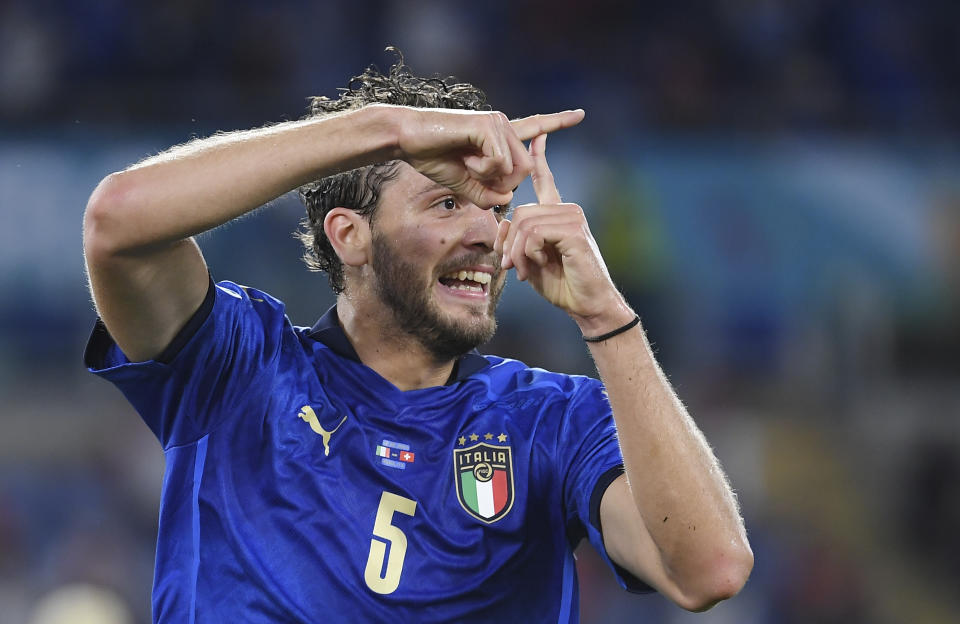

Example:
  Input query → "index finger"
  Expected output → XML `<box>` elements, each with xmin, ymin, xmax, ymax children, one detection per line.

<box><xmin>530</xmin><ymin>134</ymin><xmax>561</xmax><ymax>205</ymax></box>
<box><xmin>510</xmin><ymin>109</ymin><xmax>585</xmax><ymax>142</ymax></box>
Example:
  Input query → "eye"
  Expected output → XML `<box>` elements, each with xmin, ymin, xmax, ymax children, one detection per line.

<box><xmin>492</xmin><ymin>203</ymin><xmax>511</xmax><ymax>219</ymax></box>
<box><xmin>441</xmin><ymin>197</ymin><xmax>457</xmax><ymax>210</ymax></box>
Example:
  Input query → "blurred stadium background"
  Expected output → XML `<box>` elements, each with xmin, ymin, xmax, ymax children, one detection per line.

<box><xmin>1</xmin><ymin>1</ymin><xmax>959</xmax><ymax>622</ymax></box>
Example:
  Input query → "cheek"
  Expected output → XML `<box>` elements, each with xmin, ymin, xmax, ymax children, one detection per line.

<box><xmin>399</xmin><ymin>223</ymin><xmax>449</xmax><ymax>252</ymax></box>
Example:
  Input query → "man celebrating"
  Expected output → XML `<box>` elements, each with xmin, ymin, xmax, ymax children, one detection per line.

<box><xmin>83</xmin><ymin>55</ymin><xmax>752</xmax><ymax>622</ymax></box>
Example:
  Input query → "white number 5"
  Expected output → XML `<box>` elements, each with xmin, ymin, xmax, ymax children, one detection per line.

<box><xmin>364</xmin><ymin>491</ymin><xmax>417</xmax><ymax>594</ymax></box>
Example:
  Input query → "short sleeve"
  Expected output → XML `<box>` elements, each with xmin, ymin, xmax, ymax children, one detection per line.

<box><xmin>559</xmin><ymin>377</ymin><xmax>654</xmax><ymax>594</ymax></box>
<box><xmin>84</xmin><ymin>280</ymin><xmax>288</xmax><ymax>449</ymax></box>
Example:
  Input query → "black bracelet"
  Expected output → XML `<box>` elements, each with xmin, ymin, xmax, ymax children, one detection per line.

<box><xmin>582</xmin><ymin>315</ymin><xmax>641</xmax><ymax>343</ymax></box>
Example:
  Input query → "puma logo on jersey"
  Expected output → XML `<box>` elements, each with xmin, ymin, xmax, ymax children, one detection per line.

<box><xmin>297</xmin><ymin>406</ymin><xmax>348</xmax><ymax>456</ymax></box>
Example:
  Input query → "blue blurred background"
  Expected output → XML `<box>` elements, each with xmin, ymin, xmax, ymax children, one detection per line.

<box><xmin>2</xmin><ymin>1</ymin><xmax>959</xmax><ymax>622</ymax></box>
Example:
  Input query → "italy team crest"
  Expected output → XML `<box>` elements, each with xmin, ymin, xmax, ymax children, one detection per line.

<box><xmin>453</xmin><ymin>441</ymin><xmax>514</xmax><ymax>523</ymax></box>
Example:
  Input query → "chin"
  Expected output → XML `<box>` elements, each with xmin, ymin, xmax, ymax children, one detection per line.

<box><xmin>426</xmin><ymin>305</ymin><xmax>497</xmax><ymax>358</ymax></box>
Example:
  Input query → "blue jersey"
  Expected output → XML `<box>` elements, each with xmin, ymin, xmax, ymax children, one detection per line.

<box><xmin>85</xmin><ymin>279</ymin><xmax>651</xmax><ymax>623</ymax></box>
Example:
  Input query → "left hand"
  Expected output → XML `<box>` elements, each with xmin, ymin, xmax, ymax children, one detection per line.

<box><xmin>494</xmin><ymin>134</ymin><xmax>633</xmax><ymax>332</ymax></box>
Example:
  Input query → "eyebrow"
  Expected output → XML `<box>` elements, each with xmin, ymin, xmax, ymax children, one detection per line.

<box><xmin>412</xmin><ymin>182</ymin><xmax>450</xmax><ymax>201</ymax></box>
<box><xmin>410</xmin><ymin>183</ymin><xmax>519</xmax><ymax>206</ymax></box>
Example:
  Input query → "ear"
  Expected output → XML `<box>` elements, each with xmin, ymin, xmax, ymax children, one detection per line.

<box><xmin>323</xmin><ymin>208</ymin><xmax>371</xmax><ymax>267</ymax></box>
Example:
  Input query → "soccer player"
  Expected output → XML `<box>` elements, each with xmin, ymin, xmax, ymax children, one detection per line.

<box><xmin>83</xmin><ymin>55</ymin><xmax>752</xmax><ymax>622</ymax></box>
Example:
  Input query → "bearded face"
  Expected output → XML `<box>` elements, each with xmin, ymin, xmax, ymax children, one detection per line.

<box><xmin>370</xmin><ymin>230</ymin><xmax>506</xmax><ymax>361</ymax></box>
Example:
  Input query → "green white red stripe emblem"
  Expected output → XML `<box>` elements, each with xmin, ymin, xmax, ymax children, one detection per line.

<box><xmin>453</xmin><ymin>442</ymin><xmax>514</xmax><ymax>523</ymax></box>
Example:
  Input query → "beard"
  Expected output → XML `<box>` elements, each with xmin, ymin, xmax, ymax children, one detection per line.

<box><xmin>370</xmin><ymin>232</ymin><xmax>506</xmax><ymax>361</ymax></box>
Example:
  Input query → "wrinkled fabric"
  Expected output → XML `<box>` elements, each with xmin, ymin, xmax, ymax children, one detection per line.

<box><xmin>85</xmin><ymin>280</ymin><xmax>650</xmax><ymax>623</ymax></box>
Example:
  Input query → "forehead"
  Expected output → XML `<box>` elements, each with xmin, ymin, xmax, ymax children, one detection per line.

<box><xmin>381</xmin><ymin>162</ymin><xmax>448</xmax><ymax>207</ymax></box>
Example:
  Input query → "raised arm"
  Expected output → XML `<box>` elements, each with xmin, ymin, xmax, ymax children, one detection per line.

<box><xmin>496</xmin><ymin>135</ymin><xmax>753</xmax><ymax>611</ymax></box>
<box><xmin>83</xmin><ymin>105</ymin><xmax>583</xmax><ymax>361</ymax></box>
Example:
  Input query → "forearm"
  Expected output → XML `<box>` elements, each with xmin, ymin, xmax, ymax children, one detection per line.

<box><xmin>581</xmin><ymin>309</ymin><xmax>752</xmax><ymax>599</ymax></box>
<box><xmin>82</xmin><ymin>105</ymin><xmax>402</xmax><ymax>361</ymax></box>
<box><xmin>499</xmin><ymin>128</ymin><xmax>750</xmax><ymax>607</ymax></box>
<box><xmin>85</xmin><ymin>105</ymin><xmax>399</xmax><ymax>254</ymax></box>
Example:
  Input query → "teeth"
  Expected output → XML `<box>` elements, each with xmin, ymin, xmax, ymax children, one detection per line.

<box><xmin>441</xmin><ymin>270</ymin><xmax>492</xmax><ymax>285</ymax></box>
<box><xmin>450</xmin><ymin>284</ymin><xmax>483</xmax><ymax>292</ymax></box>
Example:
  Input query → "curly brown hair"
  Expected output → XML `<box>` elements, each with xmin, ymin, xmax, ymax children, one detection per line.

<box><xmin>296</xmin><ymin>48</ymin><xmax>490</xmax><ymax>294</ymax></box>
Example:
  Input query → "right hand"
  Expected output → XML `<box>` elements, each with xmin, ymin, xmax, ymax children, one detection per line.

<box><xmin>390</xmin><ymin>105</ymin><xmax>585</xmax><ymax>208</ymax></box>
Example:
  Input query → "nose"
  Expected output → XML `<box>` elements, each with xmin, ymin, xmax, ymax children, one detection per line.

<box><xmin>460</xmin><ymin>201</ymin><xmax>502</xmax><ymax>251</ymax></box>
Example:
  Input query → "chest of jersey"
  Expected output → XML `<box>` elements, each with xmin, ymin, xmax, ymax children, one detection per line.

<box><xmin>191</xmin><ymin>368</ymin><xmax>571</xmax><ymax>621</ymax></box>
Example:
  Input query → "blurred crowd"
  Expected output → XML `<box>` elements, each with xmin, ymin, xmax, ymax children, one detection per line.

<box><xmin>2</xmin><ymin>0</ymin><xmax>959</xmax><ymax>133</ymax></box>
<box><xmin>1</xmin><ymin>1</ymin><xmax>959</xmax><ymax>623</ymax></box>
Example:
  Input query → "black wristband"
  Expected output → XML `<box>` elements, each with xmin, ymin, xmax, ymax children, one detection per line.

<box><xmin>582</xmin><ymin>315</ymin><xmax>641</xmax><ymax>343</ymax></box>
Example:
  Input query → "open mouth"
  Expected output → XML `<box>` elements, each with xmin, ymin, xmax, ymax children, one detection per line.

<box><xmin>438</xmin><ymin>269</ymin><xmax>492</xmax><ymax>295</ymax></box>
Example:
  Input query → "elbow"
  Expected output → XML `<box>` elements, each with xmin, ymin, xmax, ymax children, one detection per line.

<box><xmin>673</xmin><ymin>540</ymin><xmax>754</xmax><ymax>613</ymax></box>
<box><xmin>83</xmin><ymin>171</ymin><xmax>136</xmax><ymax>262</ymax></box>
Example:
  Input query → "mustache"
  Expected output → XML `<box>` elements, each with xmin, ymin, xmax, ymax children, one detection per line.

<box><xmin>435</xmin><ymin>252</ymin><xmax>502</xmax><ymax>276</ymax></box>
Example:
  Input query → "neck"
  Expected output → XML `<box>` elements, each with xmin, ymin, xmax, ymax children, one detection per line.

<box><xmin>335</xmin><ymin>293</ymin><xmax>457</xmax><ymax>391</ymax></box>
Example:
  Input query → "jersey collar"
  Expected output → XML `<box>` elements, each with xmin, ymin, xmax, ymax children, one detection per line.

<box><xmin>306</xmin><ymin>306</ymin><xmax>490</xmax><ymax>385</ymax></box>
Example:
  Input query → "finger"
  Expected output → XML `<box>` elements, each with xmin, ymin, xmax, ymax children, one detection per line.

<box><xmin>477</xmin><ymin>112</ymin><xmax>510</xmax><ymax>171</ymax></box>
<box><xmin>501</xmin><ymin>216</ymin><xmax>517</xmax><ymax>270</ymax></box>
<box><xmin>476</xmin><ymin>186</ymin><xmax>514</xmax><ymax>210</ymax></box>
<box><xmin>502</xmin><ymin>127</ymin><xmax>534</xmax><ymax>191</ymax></box>
<box><xmin>494</xmin><ymin>217</ymin><xmax>511</xmax><ymax>257</ymax></box>
<box><xmin>523</xmin><ymin>228</ymin><xmax>550</xmax><ymax>268</ymax></box>
<box><xmin>463</xmin><ymin>153</ymin><xmax>508</xmax><ymax>182</ymax></box>
<box><xmin>460</xmin><ymin>178</ymin><xmax>513</xmax><ymax>209</ymax></box>
<box><xmin>510</xmin><ymin>109</ymin><xmax>585</xmax><ymax>142</ymax></box>
<box><xmin>494</xmin><ymin>113</ymin><xmax>517</xmax><ymax>177</ymax></box>
<box><xmin>508</xmin><ymin>220</ymin><xmax>550</xmax><ymax>280</ymax></box>
<box><xmin>509</xmin><ymin>227</ymin><xmax>532</xmax><ymax>281</ymax></box>
<box><xmin>517</xmin><ymin>221</ymin><xmax>585</xmax><ymax>280</ymax></box>
<box><xmin>511</xmin><ymin>225</ymin><xmax>558</xmax><ymax>280</ymax></box>
<box><xmin>501</xmin><ymin>203</ymin><xmax>546</xmax><ymax>273</ymax></box>
<box><xmin>505</xmin><ymin>208</ymin><xmax>587</xmax><ymax>276</ymax></box>
<box><xmin>529</xmin><ymin>134</ymin><xmax>561</xmax><ymax>205</ymax></box>
<box><xmin>501</xmin><ymin>203</ymin><xmax>537</xmax><ymax>269</ymax></box>
<box><xmin>459</xmin><ymin>115</ymin><xmax>512</xmax><ymax>192</ymax></box>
